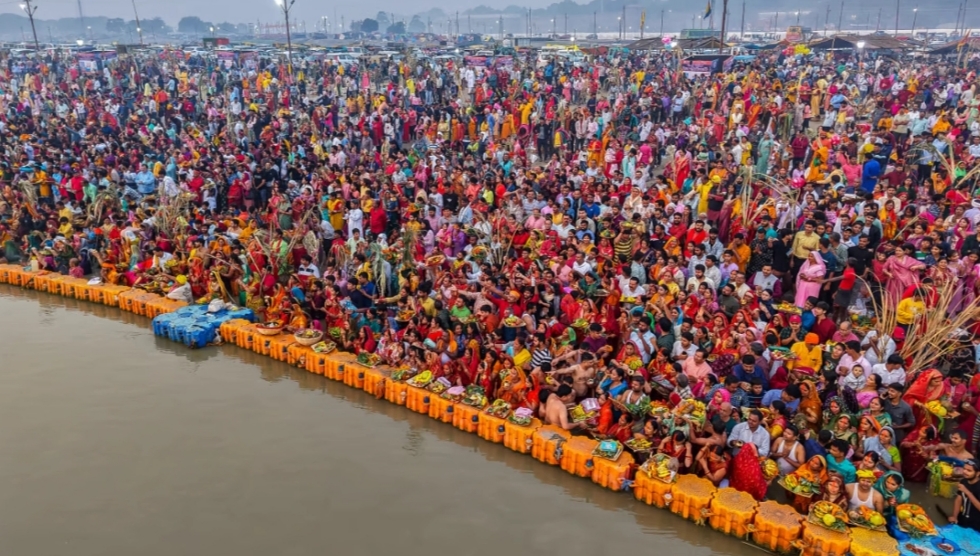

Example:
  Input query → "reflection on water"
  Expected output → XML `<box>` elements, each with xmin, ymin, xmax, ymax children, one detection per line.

<box><xmin>0</xmin><ymin>285</ymin><xmax>760</xmax><ymax>556</ymax></box>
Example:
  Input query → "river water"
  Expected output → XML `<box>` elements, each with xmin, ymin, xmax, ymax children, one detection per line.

<box><xmin>0</xmin><ymin>285</ymin><xmax>766</xmax><ymax>556</ymax></box>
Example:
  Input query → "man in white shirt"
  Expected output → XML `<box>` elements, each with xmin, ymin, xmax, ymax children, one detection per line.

<box><xmin>554</xmin><ymin>214</ymin><xmax>575</xmax><ymax>240</ymax></box>
<box><xmin>861</xmin><ymin>330</ymin><xmax>896</xmax><ymax>367</ymax></box>
<box><xmin>728</xmin><ymin>410</ymin><xmax>771</xmax><ymax>457</ymax></box>
<box><xmin>297</xmin><ymin>255</ymin><xmax>321</xmax><ymax>279</ymax></box>
<box><xmin>872</xmin><ymin>354</ymin><xmax>907</xmax><ymax>387</ymax></box>
<box><xmin>628</xmin><ymin>318</ymin><xmax>657</xmax><ymax>365</ymax></box>
<box><xmin>571</xmin><ymin>252</ymin><xmax>593</xmax><ymax>276</ymax></box>
<box><xmin>672</xmin><ymin>332</ymin><xmax>697</xmax><ymax>361</ymax></box>
<box><xmin>619</xmin><ymin>276</ymin><xmax>646</xmax><ymax>299</ymax></box>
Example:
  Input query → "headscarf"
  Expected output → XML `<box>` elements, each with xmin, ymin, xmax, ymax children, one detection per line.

<box><xmin>903</xmin><ymin>368</ymin><xmax>947</xmax><ymax>405</ymax></box>
<box><xmin>828</xmin><ymin>413</ymin><xmax>856</xmax><ymax>443</ymax></box>
<box><xmin>798</xmin><ymin>380</ymin><xmax>823</xmax><ymax>432</ymax></box>
<box><xmin>792</xmin><ymin>455</ymin><xmax>830</xmax><ymax>486</ymax></box>
<box><xmin>862</xmin><ymin>426</ymin><xmax>896</xmax><ymax>466</ymax></box>
<box><xmin>873</xmin><ymin>470</ymin><xmax>910</xmax><ymax>514</ymax></box>
<box><xmin>729</xmin><ymin>442</ymin><xmax>769</xmax><ymax>501</ymax></box>
<box><xmin>856</xmin><ymin>469</ymin><xmax>877</xmax><ymax>480</ymax></box>
<box><xmin>821</xmin><ymin>473</ymin><xmax>848</xmax><ymax>508</ymax></box>
<box><xmin>801</xmin><ymin>250</ymin><xmax>827</xmax><ymax>277</ymax></box>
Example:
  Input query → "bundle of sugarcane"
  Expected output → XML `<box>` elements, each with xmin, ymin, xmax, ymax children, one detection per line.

<box><xmin>16</xmin><ymin>179</ymin><xmax>40</xmax><ymax>219</ymax></box>
<box><xmin>908</xmin><ymin>138</ymin><xmax>980</xmax><ymax>190</ymax></box>
<box><xmin>867</xmin><ymin>278</ymin><xmax>980</xmax><ymax>374</ymax></box>
<box><xmin>153</xmin><ymin>192</ymin><xmax>192</xmax><ymax>239</ymax></box>
<box><xmin>738</xmin><ymin>171</ymin><xmax>801</xmax><ymax>232</ymax></box>
<box><xmin>301</xmin><ymin>230</ymin><xmax>321</xmax><ymax>268</ymax></box>
<box><xmin>399</xmin><ymin>225</ymin><xmax>419</xmax><ymax>272</ymax></box>
<box><xmin>88</xmin><ymin>188</ymin><xmax>121</xmax><ymax>225</ymax></box>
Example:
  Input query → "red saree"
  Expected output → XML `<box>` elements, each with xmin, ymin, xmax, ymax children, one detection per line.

<box><xmin>729</xmin><ymin>443</ymin><xmax>769</xmax><ymax>501</ymax></box>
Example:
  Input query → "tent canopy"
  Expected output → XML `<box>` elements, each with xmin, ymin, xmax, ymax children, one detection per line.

<box><xmin>808</xmin><ymin>34</ymin><xmax>914</xmax><ymax>51</ymax></box>
<box><xmin>626</xmin><ymin>36</ymin><xmax>728</xmax><ymax>51</ymax></box>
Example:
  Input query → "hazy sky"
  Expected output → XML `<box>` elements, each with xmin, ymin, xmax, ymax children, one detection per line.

<box><xmin>1</xmin><ymin>0</ymin><xmax>567</xmax><ymax>26</ymax></box>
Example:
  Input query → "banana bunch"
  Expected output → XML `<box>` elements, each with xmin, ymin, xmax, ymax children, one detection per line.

<box><xmin>812</xmin><ymin>501</ymin><xmax>845</xmax><ymax>521</ymax></box>
<box><xmin>925</xmin><ymin>400</ymin><xmax>948</xmax><ymax>418</ymax></box>
<box><xmin>408</xmin><ymin>370</ymin><xmax>434</xmax><ymax>386</ymax></box>
<box><xmin>627</xmin><ymin>438</ymin><xmax>653</xmax><ymax>451</ymax></box>
<box><xmin>654</xmin><ymin>459</ymin><xmax>672</xmax><ymax>479</ymax></box>
<box><xmin>761</xmin><ymin>459</ymin><xmax>779</xmax><ymax>481</ymax></box>
<box><xmin>939</xmin><ymin>461</ymin><xmax>954</xmax><ymax>478</ymax></box>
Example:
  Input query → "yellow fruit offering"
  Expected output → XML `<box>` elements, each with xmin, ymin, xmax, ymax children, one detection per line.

<box><xmin>822</xmin><ymin>514</ymin><xmax>837</xmax><ymax>527</ymax></box>
<box><xmin>869</xmin><ymin>514</ymin><xmax>885</xmax><ymax>527</ymax></box>
<box><xmin>897</xmin><ymin>509</ymin><xmax>913</xmax><ymax>521</ymax></box>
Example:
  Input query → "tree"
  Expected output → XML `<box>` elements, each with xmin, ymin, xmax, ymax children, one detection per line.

<box><xmin>177</xmin><ymin>16</ymin><xmax>212</xmax><ymax>34</ymax></box>
<box><xmin>376</xmin><ymin>12</ymin><xmax>390</xmax><ymax>30</ymax></box>
<box><xmin>387</xmin><ymin>21</ymin><xmax>406</xmax><ymax>34</ymax></box>
<box><xmin>407</xmin><ymin>15</ymin><xmax>426</xmax><ymax>33</ymax></box>
<box><xmin>105</xmin><ymin>18</ymin><xmax>125</xmax><ymax>33</ymax></box>
<box><xmin>349</xmin><ymin>20</ymin><xmax>363</xmax><ymax>32</ymax></box>
<box><xmin>142</xmin><ymin>18</ymin><xmax>170</xmax><ymax>34</ymax></box>
<box><xmin>360</xmin><ymin>18</ymin><xmax>379</xmax><ymax>33</ymax></box>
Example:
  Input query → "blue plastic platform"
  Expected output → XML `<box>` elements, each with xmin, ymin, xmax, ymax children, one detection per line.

<box><xmin>898</xmin><ymin>525</ymin><xmax>980</xmax><ymax>556</ymax></box>
<box><xmin>152</xmin><ymin>304</ymin><xmax>255</xmax><ymax>348</ymax></box>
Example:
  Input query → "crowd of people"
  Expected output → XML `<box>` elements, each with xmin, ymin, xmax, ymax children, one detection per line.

<box><xmin>2</xmin><ymin>41</ymin><xmax>980</xmax><ymax>533</ymax></box>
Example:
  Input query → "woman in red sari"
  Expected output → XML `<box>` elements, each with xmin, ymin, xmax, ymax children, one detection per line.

<box><xmin>470</xmin><ymin>346</ymin><xmax>494</xmax><ymax>396</ymax></box>
<box><xmin>352</xmin><ymin>327</ymin><xmax>377</xmax><ymax>354</ymax></box>
<box><xmin>497</xmin><ymin>357</ymin><xmax>529</xmax><ymax>409</ymax></box>
<box><xmin>709</xmin><ymin>313</ymin><xmax>731</xmax><ymax>340</ymax></box>
<box><xmin>729</xmin><ymin>443</ymin><xmax>770</xmax><ymax>501</ymax></box>
<box><xmin>648</xmin><ymin>346</ymin><xmax>677</xmax><ymax>385</ymax></box>
<box><xmin>668</xmin><ymin>150</ymin><xmax>691</xmax><ymax>189</ymax></box>
<box><xmin>658</xmin><ymin>430</ymin><xmax>693</xmax><ymax>472</ymax></box>
<box><xmin>903</xmin><ymin>369</ymin><xmax>950</xmax><ymax>430</ymax></box>
<box><xmin>899</xmin><ymin>424</ymin><xmax>941</xmax><ymax>482</ymax></box>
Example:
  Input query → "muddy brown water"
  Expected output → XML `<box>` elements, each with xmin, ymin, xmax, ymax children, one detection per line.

<box><xmin>0</xmin><ymin>285</ymin><xmax>947</xmax><ymax>555</ymax></box>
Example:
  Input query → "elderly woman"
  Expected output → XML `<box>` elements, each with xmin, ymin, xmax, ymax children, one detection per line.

<box><xmin>859</xmin><ymin>426</ymin><xmax>902</xmax><ymax>474</ymax></box>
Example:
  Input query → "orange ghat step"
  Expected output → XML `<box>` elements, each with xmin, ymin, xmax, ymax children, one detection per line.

<box><xmin>633</xmin><ymin>470</ymin><xmax>674</xmax><ymax>509</ymax></box>
<box><xmin>269</xmin><ymin>336</ymin><xmax>296</xmax><ymax>362</ymax></box>
<box><xmin>343</xmin><ymin>361</ymin><xmax>365</xmax><ymax>390</ymax></box>
<box><xmin>707</xmin><ymin>487</ymin><xmax>758</xmax><ymax>538</ymax></box>
<box><xmin>427</xmin><ymin>394</ymin><xmax>454</xmax><ymax>424</ymax></box>
<box><xmin>46</xmin><ymin>275</ymin><xmax>66</xmax><ymax>295</ymax></box>
<box><xmin>751</xmin><ymin>500</ymin><xmax>803</xmax><ymax>554</ymax></box>
<box><xmin>286</xmin><ymin>344</ymin><xmax>314</xmax><ymax>370</ymax></box>
<box><xmin>404</xmin><ymin>385</ymin><xmax>431</xmax><ymax>415</ymax></box>
<box><xmin>591</xmin><ymin>450</ymin><xmax>633</xmax><ymax>492</ymax></box>
<box><xmin>451</xmin><ymin>403</ymin><xmax>481</xmax><ymax>434</ymax></box>
<box><xmin>384</xmin><ymin>379</ymin><xmax>408</xmax><ymax>406</ymax></box>
<box><xmin>502</xmin><ymin>418</ymin><xmax>541</xmax><ymax>454</ymax></box>
<box><xmin>531</xmin><ymin>425</ymin><xmax>571</xmax><ymax>466</ymax></box>
<box><xmin>670</xmin><ymin>475</ymin><xmax>717</xmax><ymax>523</ymax></box>
<box><xmin>31</xmin><ymin>273</ymin><xmax>52</xmax><ymax>292</ymax></box>
<box><xmin>800</xmin><ymin>521</ymin><xmax>851</xmax><ymax>556</ymax></box>
<box><xmin>847</xmin><ymin>528</ymin><xmax>897</xmax><ymax>556</ymax></box>
<box><xmin>476</xmin><ymin>412</ymin><xmax>507</xmax><ymax>444</ymax></box>
<box><xmin>361</xmin><ymin>367</ymin><xmax>387</xmax><ymax>398</ymax></box>
<box><xmin>559</xmin><ymin>437</ymin><xmax>598</xmax><ymax>479</ymax></box>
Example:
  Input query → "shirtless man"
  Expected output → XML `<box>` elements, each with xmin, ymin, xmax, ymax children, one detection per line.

<box><xmin>549</xmin><ymin>352</ymin><xmax>598</xmax><ymax>398</ymax></box>
<box><xmin>845</xmin><ymin>471</ymin><xmax>885</xmax><ymax>514</ymax></box>
<box><xmin>543</xmin><ymin>384</ymin><xmax>585</xmax><ymax>431</ymax></box>
<box><xmin>617</xmin><ymin>375</ymin><xmax>649</xmax><ymax>407</ymax></box>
